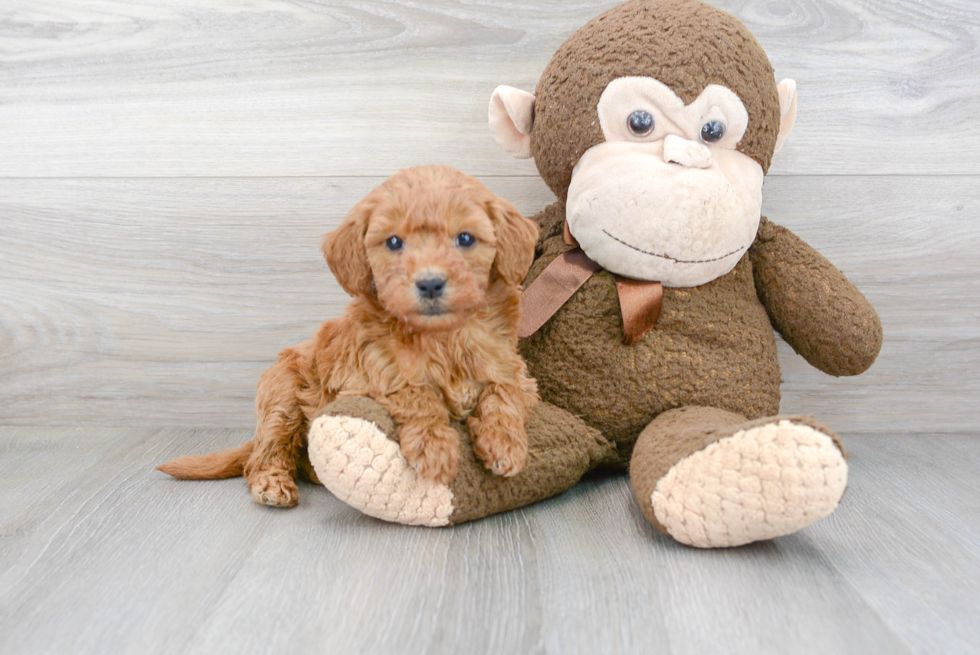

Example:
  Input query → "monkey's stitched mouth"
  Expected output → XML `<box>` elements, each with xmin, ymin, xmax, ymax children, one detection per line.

<box><xmin>601</xmin><ymin>229</ymin><xmax>746</xmax><ymax>264</ymax></box>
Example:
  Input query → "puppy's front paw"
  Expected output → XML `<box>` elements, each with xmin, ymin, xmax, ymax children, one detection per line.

<box><xmin>248</xmin><ymin>470</ymin><xmax>299</xmax><ymax>508</ymax></box>
<box><xmin>469</xmin><ymin>416</ymin><xmax>528</xmax><ymax>478</ymax></box>
<box><xmin>399</xmin><ymin>423</ymin><xmax>459</xmax><ymax>485</ymax></box>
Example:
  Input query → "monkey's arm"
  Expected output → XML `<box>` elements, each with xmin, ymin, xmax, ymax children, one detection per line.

<box><xmin>749</xmin><ymin>217</ymin><xmax>882</xmax><ymax>376</ymax></box>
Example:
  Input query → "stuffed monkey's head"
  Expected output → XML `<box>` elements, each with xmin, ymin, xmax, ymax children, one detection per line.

<box><xmin>489</xmin><ymin>0</ymin><xmax>798</xmax><ymax>287</ymax></box>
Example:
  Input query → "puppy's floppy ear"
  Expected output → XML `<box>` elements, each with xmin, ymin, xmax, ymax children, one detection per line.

<box><xmin>486</xmin><ymin>195</ymin><xmax>539</xmax><ymax>286</ymax></box>
<box><xmin>322</xmin><ymin>197</ymin><xmax>374</xmax><ymax>297</ymax></box>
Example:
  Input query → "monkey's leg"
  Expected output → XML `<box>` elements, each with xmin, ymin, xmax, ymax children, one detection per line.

<box><xmin>306</xmin><ymin>396</ymin><xmax>616</xmax><ymax>526</ymax></box>
<box><xmin>630</xmin><ymin>407</ymin><xmax>848</xmax><ymax>548</ymax></box>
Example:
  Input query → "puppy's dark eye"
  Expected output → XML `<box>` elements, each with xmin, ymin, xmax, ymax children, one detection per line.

<box><xmin>385</xmin><ymin>236</ymin><xmax>404</xmax><ymax>252</ymax></box>
<box><xmin>627</xmin><ymin>110</ymin><xmax>654</xmax><ymax>137</ymax></box>
<box><xmin>455</xmin><ymin>232</ymin><xmax>476</xmax><ymax>248</ymax></box>
<box><xmin>700</xmin><ymin>120</ymin><xmax>726</xmax><ymax>143</ymax></box>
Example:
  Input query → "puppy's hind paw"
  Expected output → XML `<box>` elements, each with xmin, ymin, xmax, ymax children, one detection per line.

<box><xmin>248</xmin><ymin>471</ymin><xmax>299</xmax><ymax>508</ymax></box>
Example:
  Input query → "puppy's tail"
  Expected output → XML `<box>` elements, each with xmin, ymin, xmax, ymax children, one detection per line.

<box><xmin>157</xmin><ymin>441</ymin><xmax>254</xmax><ymax>480</ymax></box>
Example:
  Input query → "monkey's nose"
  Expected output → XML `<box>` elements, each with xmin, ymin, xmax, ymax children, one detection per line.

<box><xmin>416</xmin><ymin>276</ymin><xmax>447</xmax><ymax>300</ymax></box>
<box><xmin>663</xmin><ymin>134</ymin><xmax>712</xmax><ymax>169</ymax></box>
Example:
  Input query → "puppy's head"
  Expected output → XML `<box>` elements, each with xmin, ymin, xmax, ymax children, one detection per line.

<box><xmin>322</xmin><ymin>166</ymin><xmax>538</xmax><ymax>332</ymax></box>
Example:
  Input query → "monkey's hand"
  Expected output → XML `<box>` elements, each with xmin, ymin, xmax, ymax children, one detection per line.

<box><xmin>749</xmin><ymin>217</ymin><xmax>883</xmax><ymax>376</ymax></box>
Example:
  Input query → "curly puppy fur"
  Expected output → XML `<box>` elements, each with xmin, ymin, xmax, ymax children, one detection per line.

<box><xmin>158</xmin><ymin>166</ymin><xmax>540</xmax><ymax>507</ymax></box>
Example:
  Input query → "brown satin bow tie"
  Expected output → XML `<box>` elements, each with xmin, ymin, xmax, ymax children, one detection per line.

<box><xmin>518</xmin><ymin>222</ymin><xmax>663</xmax><ymax>346</ymax></box>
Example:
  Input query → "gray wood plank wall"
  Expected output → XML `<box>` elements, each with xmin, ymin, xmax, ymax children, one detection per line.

<box><xmin>2</xmin><ymin>0</ymin><xmax>978</xmax><ymax>432</ymax></box>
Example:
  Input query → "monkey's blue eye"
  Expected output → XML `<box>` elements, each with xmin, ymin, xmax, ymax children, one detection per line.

<box><xmin>385</xmin><ymin>236</ymin><xmax>404</xmax><ymax>251</ymax></box>
<box><xmin>700</xmin><ymin>120</ymin><xmax>726</xmax><ymax>143</ymax></box>
<box><xmin>627</xmin><ymin>110</ymin><xmax>655</xmax><ymax>136</ymax></box>
<box><xmin>455</xmin><ymin>232</ymin><xmax>476</xmax><ymax>248</ymax></box>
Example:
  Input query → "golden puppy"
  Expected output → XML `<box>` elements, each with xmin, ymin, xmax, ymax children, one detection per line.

<box><xmin>158</xmin><ymin>166</ymin><xmax>540</xmax><ymax>507</ymax></box>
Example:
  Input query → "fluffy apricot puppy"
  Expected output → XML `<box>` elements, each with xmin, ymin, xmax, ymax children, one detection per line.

<box><xmin>158</xmin><ymin>166</ymin><xmax>540</xmax><ymax>507</ymax></box>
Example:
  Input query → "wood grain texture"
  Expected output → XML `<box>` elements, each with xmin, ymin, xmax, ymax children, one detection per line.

<box><xmin>1</xmin><ymin>427</ymin><xmax>977</xmax><ymax>655</ymax></box>
<box><xmin>2</xmin><ymin>175</ymin><xmax>977</xmax><ymax>431</ymax></box>
<box><xmin>803</xmin><ymin>434</ymin><xmax>980</xmax><ymax>654</ymax></box>
<box><xmin>1</xmin><ymin>0</ymin><xmax>979</xmax><ymax>177</ymax></box>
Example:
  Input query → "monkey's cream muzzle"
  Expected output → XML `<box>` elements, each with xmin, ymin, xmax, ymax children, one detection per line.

<box><xmin>566</xmin><ymin>139</ymin><xmax>763</xmax><ymax>287</ymax></box>
<box><xmin>560</xmin><ymin>76</ymin><xmax>768</xmax><ymax>288</ymax></box>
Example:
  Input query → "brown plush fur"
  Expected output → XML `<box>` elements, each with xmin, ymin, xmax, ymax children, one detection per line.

<box><xmin>519</xmin><ymin>203</ymin><xmax>882</xmax><ymax>465</ymax></box>
<box><xmin>521</xmin><ymin>203</ymin><xmax>783</xmax><ymax>463</ymax></box>
<box><xmin>158</xmin><ymin>166</ymin><xmax>540</xmax><ymax>506</ymax></box>
<box><xmin>750</xmin><ymin>218</ymin><xmax>884</xmax><ymax>376</ymax></box>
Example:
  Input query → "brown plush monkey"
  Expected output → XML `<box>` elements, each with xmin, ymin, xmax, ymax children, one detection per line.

<box><xmin>305</xmin><ymin>0</ymin><xmax>882</xmax><ymax>547</ymax></box>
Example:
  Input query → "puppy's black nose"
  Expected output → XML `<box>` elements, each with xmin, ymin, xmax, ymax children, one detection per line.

<box><xmin>416</xmin><ymin>276</ymin><xmax>447</xmax><ymax>300</ymax></box>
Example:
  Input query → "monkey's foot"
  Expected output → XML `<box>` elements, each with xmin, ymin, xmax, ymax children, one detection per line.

<box><xmin>308</xmin><ymin>411</ymin><xmax>455</xmax><ymax>527</ymax></box>
<box><xmin>307</xmin><ymin>396</ymin><xmax>615</xmax><ymax>527</ymax></box>
<box><xmin>632</xmin><ymin>410</ymin><xmax>848</xmax><ymax>548</ymax></box>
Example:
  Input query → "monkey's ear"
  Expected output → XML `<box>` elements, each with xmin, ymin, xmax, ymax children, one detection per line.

<box><xmin>486</xmin><ymin>195</ymin><xmax>539</xmax><ymax>286</ymax></box>
<box><xmin>321</xmin><ymin>199</ymin><xmax>374</xmax><ymax>298</ymax></box>
<box><xmin>773</xmin><ymin>79</ymin><xmax>798</xmax><ymax>157</ymax></box>
<box><xmin>489</xmin><ymin>85</ymin><xmax>535</xmax><ymax>159</ymax></box>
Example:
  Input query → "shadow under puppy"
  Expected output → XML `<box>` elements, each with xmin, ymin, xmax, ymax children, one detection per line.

<box><xmin>158</xmin><ymin>165</ymin><xmax>540</xmax><ymax>507</ymax></box>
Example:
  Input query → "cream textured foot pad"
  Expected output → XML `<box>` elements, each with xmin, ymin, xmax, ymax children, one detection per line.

<box><xmin>308</xmin><ymin>415</ymin><xmax>455</xmax><ymax>527</ymax></box>
<box><xmin>652</xmin><ymin>420</ymin><xmax>847</xmax><ymax>548</ymax></box>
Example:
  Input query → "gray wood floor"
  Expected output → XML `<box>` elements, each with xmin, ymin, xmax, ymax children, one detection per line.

<box><xmin>0</xmin><ymin>427</ymin><xmax>977</xmax><ymax>655</ymax></box>
<box><xmin>2</xmin><ymin>0</ymin><xmax>979</xmax><ymax>433</ymax></box>
<box><xmin>3</xmin><ymin>1</ymin><xmax>980</xmax><ymax>654</ymax></box>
